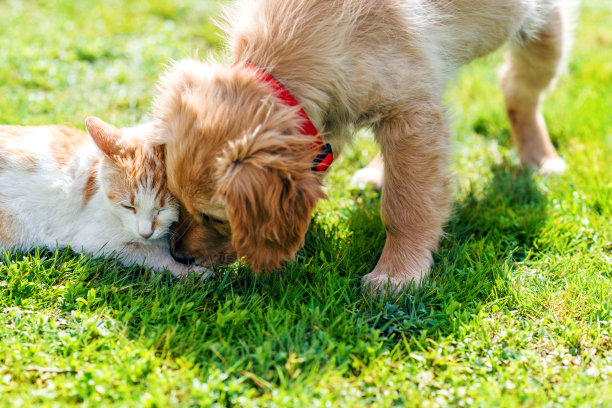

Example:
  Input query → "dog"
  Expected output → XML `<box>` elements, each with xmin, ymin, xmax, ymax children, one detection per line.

<box><xmin>152</xmin><ymin>0</ymin><xmax>575</xmax><ymax>294</ymax></box>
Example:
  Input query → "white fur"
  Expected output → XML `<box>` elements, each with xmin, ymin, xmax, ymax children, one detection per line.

<box><xmin>0</xmin><ymin>125</ymin><xmax>212</xmax><ymax>278</ymax></box>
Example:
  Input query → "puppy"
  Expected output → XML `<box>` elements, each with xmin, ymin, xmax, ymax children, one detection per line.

<box><xmin>153</xmin><ymin>0</ymin><xmax>575</xmax><ymax>293</ymax></box>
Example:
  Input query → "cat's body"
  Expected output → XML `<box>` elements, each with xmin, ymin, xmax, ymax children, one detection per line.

<box><xmin>0</xmin><ymin>119</ymin><xmax>211</xmax><ymax>278</ymax></box>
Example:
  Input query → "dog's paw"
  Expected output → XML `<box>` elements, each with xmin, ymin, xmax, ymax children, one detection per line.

<box><xmin>351</xmin><ymin>167</ymin><xmax>383</xmax><ymax>190</ymax></box>
<box><xmin>539</xmin><ymin>157</ymin><xmax>567</xmax><ymax>175</ymax></box>
<box><xmin>361</xmin><ymin>271</ymin><xmax>422</xmax><ymax>298</ymax></box>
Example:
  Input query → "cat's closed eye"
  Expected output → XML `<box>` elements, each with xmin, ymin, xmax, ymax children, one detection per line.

<box><xmin>201</xmin><ymin>213</ymin><xmax>224</xmax><ymax>224</ymax></box>
<box><xmin>121</xmin><ymin>203</ymin><xmax>136</xmax><ymax>213</ymax></box>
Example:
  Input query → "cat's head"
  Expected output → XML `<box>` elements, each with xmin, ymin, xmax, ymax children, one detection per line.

<box><xmin>85</xmin><ymin>116</ymin><xmax>178</xmax><ymax>243</ymax></box>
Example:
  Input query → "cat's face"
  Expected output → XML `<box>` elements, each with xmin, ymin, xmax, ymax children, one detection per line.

<box><xmin>86</xmin><ymin>117</ymin><xmax>178</xmax><ymax>243</ymax></box>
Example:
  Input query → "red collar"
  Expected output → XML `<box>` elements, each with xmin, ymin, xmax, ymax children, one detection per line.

<box><xmin>236</xmin><ymin>61</ymin><xmax>334</xmax><ymax>172</ymax></box>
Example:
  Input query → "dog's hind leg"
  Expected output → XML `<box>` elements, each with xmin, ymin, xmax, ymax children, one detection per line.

<box><xmin>500</xmin><ymin>0</ymin><xmax>573</xmax><ymax>174</ymax></box>
<box><xmin>362</xmin><ymin>102</ymin><xmax>451</xmax><ymax>295</ymax></box>
<box><xmin>351</xmin><ymin>152</ymin><xmax>384</xmax><ymax>190</ymax></box>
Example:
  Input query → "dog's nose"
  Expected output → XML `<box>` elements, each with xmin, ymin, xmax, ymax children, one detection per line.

<box><xmin>171</xmin><ymin>249</ymin><xmax>196</xmax><ymax>265</ymax></box>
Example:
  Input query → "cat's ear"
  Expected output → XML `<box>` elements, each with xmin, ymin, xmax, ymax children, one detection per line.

<box><xmin>85</xmin><ymin>117</ymin><xmax>122</xmax><ymax>157</ymax></box>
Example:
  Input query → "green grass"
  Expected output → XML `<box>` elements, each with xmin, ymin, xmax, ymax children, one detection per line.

<box><xmin>1</xmin><ymin>0</ymin><xmax>611</xmax><ymax>406</ymax></box>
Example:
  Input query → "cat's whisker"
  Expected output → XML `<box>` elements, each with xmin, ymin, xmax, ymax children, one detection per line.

<box><xmin>171</xmin><ymin>212</ymin><xmax>196</xmax><ymax>242</ymax></box>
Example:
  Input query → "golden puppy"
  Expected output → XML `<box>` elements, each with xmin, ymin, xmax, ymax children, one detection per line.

<box><xmin>153</xmin><ymin>0</ymin><xmax>575</xmax><ymax>293</ymax></box>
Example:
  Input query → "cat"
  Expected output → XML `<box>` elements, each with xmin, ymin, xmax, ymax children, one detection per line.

<box><xmin>0</xmin><ymin>116</ymin><xmax>212</xmax><ymax>279</ymax></box>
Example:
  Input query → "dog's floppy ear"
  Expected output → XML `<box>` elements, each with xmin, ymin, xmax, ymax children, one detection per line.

<box><xmin>216</xmin><ymin>131</ymin><xmax>326</xmax><ymax>272</ymax></box>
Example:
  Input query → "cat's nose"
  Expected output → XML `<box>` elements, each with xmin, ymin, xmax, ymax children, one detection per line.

<box><xmin>138</xmin><ymin>220</ymin><xmax>154</xmax><ymax>239</ymax></box>
<box><xmin>139</xmin><ymin>231</ymin><xmax>153</xmax><ymax>239</ymax></box>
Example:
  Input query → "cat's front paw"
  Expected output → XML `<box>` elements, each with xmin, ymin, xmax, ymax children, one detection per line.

<box><xmin>167</xmin><ymin>263</ymin><xmax>214</xmax><ymax>280</ymax></box>
<box><xmin>189</xmin><ymin>265</ymin><xmax>215</xmax><ymax>281</ymax></box>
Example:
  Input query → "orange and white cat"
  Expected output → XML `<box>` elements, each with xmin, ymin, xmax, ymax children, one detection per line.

<box><xmin>0</xmin><ymin>117</ymin><xmax>211</xmax><ymax>278</ymax></box>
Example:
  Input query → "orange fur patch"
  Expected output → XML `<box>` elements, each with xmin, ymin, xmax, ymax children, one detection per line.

<box><xmin>0</xmin><ymin>125</ymin><xmax>31</xmax><ymax>138</ymax></box>
<box><xmin>83</xmin><ymin>158</ymin><xmax>100</xmax><ymax>207</ymax></box>
<box><xmin>98</xmin><ymin>136</ymin><xmax>171</xmax><ymax>213</ymax></box>
<box><xmin>49</xmin><ymin>126</ymin><xmax>90</xmax><ymax>167</ymax></box>
<box><xmin>114</xmin><ymin>143</ymin><xmax>167</xmax><ymax>197</ymax></box>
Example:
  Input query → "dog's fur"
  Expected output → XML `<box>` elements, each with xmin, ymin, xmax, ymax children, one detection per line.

<box><xmin>153</xmin><ymin>0</ymin><xmax>575</xmax><ymax>293</ymax></box>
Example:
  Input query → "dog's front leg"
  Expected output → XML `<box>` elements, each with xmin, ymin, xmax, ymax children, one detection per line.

<box><xmin>362</xmin><ymin>102</ymin><xmax>451</xmax><ymax>295</ymax></box>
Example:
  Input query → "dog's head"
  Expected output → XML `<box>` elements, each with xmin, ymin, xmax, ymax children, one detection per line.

<box><xmin>154</xmin><ymin>59</ymin><xmax>326</xmax><ymax>271</ymax></box>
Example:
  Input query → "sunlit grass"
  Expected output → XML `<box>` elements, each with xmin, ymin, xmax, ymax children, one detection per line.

<box><xmin>0</xmin><ymin>0</ymin><xmax>610</xmax><ymax>406</ymax></box>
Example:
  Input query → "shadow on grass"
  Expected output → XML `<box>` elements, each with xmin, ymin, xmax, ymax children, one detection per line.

<box><xmin>0</xmin><ymin>160</ymin><xmax>550</xmax><ymax>386</ymax></box>
<box><xmin>448</xmin><ymin>160</ymin><xmax>549</xmax><ymax>259</ymax></box>
<box><xmin>346</xmin><ymin>160</ymin><xmax>550</xmax><ymax>340</ymax></box>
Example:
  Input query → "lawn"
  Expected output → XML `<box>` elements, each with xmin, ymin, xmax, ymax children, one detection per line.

<box><xmin>0</xmin><ymin>0</ymin><xmax>611</xmax><ymax>406</ymax></box>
